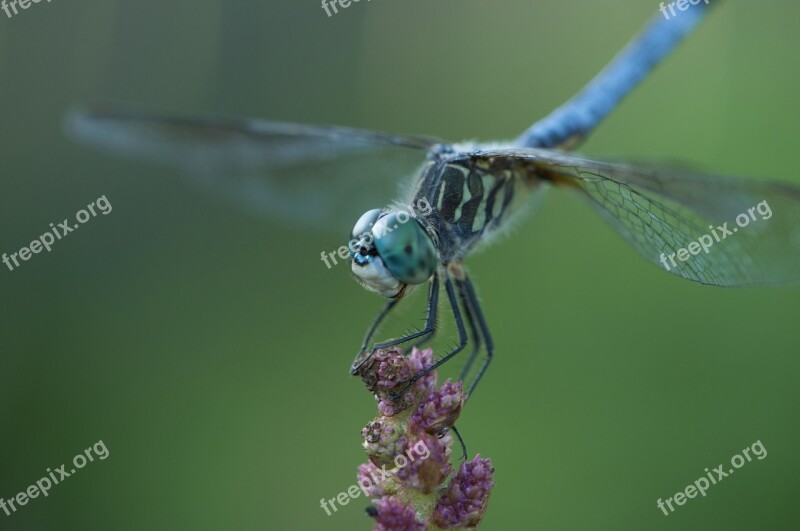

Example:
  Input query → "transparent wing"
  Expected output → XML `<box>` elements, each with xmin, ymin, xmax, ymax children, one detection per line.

<box><xmin>67</xmin><ymin>106</ymin><xmax>442</xmax><ymax>228</ymax></box>
<box><xmin>473</xmin><ymin>147</ymin><xmax>800</xmax><ymax>286</ymax></box>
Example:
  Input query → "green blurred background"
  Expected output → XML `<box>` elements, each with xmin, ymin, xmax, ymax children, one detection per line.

<box><xmin>1</xmin><ymin>0</ymin><xmax>798</xmax><ymax>529</ymax></box>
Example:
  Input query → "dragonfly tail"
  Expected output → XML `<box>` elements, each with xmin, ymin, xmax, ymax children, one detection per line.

<box><xmin>516</xmin><ymin>2</ymin><xmax>716</xmax><ymax>150</ymax></box>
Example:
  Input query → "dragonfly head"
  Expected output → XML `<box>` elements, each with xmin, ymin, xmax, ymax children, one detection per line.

<box><xmin>349</xmin><ymin>208</ymin><xmax>437</xmax><ymax>298</ymax></box>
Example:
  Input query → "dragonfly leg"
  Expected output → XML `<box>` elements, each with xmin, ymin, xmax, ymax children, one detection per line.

<box><xmin>371</xmin><ymin>275</ymin><xmax>440</xmax><ymax>351</ymax></box>
<box><xmin>351</xmin><ymin>276</ymin><xmax>440</xmax><ymax>375</ymax></box>
<box><xmin>388</xmin><ymin>272</ymin><xmax>467</xmax><ymax>399</ymax></box>
<box><xmin>350</xmin><ymin>298</ymin><xmax>400</xmax><ymax>374</ymax></box>
<box><xmin>450</xmin><ymin>425</ymin><xmax>468</xmax><ymax>461</ymax></box>
<box><xmin>456</xmin><ymin>278</ymin><xmax>482</xmax><ymax>384</ymax></box>
<box><xmin>459</xmin><ymin>274</ymin><xmax>494</xmax><ymax>400</ymax></box>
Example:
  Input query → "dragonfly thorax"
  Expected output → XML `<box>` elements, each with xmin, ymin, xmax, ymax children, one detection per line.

<box><xmin>348</xmin><ymin>208</ymin><xmax>437</xmax><ymax>298</ymax></box>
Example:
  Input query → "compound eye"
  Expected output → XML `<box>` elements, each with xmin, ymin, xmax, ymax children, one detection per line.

<box><xmin>373</xmin><ymin>213</ymin><xmax>437</xmax><ymax>285</ymax></box>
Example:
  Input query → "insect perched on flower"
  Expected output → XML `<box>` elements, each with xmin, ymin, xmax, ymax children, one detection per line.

<box><xmin>69</xmin><ymin>2</ymin><xmax>800</xmax><ymax>402</ymax></box>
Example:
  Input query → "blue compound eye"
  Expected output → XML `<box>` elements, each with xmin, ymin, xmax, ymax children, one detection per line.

<box><xmin>372</xmin><ymin>213</ymin><xmax>436</xmax><ymax>285</ymax></box>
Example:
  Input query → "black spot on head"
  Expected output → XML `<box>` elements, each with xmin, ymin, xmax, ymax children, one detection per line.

<box><xmin>404</xmin><ymin>244</ymin><xmax>413</xmax><ymax>255</ymax></box>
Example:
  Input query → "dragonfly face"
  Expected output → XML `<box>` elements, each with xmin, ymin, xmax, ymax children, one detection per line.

<box><xmin>349</xmin><ymin>208</ymin><xmax>437</xmax><ymax>299</ymax></box>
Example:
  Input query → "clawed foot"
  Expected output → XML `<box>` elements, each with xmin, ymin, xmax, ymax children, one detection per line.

<box><xmin>352</xmin><ymin>347</ymin><xmax>419</xmax><ymax>402</ymax></box>
<box><xmin>387</xmin><ymin>380</ymin><xmax>414</xmax><ymax>401</ymax></box>
<box><xmin>350</xmin><ymin>349</ymin><xmax>375</xmax><ymax>376</ymax></box>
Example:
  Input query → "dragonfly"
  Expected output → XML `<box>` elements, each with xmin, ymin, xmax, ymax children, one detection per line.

<box><xmin>68</xmin><ymin>4</ymin><xmax>800</xmax><ymax>402</ymax></box>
